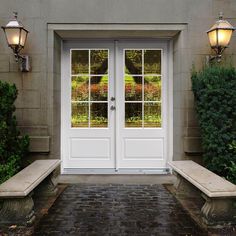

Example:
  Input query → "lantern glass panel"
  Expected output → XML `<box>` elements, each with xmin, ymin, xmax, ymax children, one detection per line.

<box><xmin>5</xmin><ymin>28</ymin><xmax>21</xmax><ymax>46</ymax></box>
<box><xmin>217</xmin><ymin>29</ymin><xmax>233</xmax><ymax>47</ymax></box>
<box><xmin>20</xmin><ymin>29</ymin><xmax>27</xmax><ymax>47</ymax></box>
<box><xmin>208</xmin><ymin>30</ymin><xmax>217</xmax><ymax>47</ymax></box>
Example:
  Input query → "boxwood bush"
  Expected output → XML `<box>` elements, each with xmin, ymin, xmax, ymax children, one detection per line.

<box><xmin>191</xmin><ymin>64</ymin><xmax>236</xmax><ymax>184</ymax></box>
<box><xmin>0</xmin><ymin>80</ymin><xmax>29</xmax><ymax>184</ymax></box>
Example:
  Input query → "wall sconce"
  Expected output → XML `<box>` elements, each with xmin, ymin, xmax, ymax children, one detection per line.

<box><xmin>207</xmin><ymin>12</ymin><xmax>235</xmax><ymax>62</ymax></box>
<box><xmin>1</xmin><ymin>12</ymin><xmax>30</xmax><ymax>72</ymax></box>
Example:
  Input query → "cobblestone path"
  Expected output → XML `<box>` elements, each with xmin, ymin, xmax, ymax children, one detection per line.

<box><xmin>34</xmin><ymin>184</ymin><xmax>207</xmax><ymax>236</ymax></box>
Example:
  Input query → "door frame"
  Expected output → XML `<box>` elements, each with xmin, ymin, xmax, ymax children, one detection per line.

<box><xmin>61</xmin><ymin>39</ymin><xmax>173</xmax><ymax>174</ymax></box>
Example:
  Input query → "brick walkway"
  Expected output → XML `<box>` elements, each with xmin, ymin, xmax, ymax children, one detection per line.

<box><xmin>34</xmin><ymin>184</ymin><xmax>207</xmax><ymax>236</ymax></box>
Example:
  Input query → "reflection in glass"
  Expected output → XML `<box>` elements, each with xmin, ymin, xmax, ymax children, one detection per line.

<box><xmin>125</xmin><ymin>50</ymin><xmax>142</xmax><ymax>75</ymax></box>
<box><xmin>125</xmin><ymin>76</ymin><xmax>142</xmax><ymax>101</ymax></box>
<box><xmin>90</xmin><ymin>103</ymin><xmax>108</xmax><ymax>127</ymax></box>
<box><xmin>90</xmin><ymin>50</ymin><xmax>108</xmax><ymax>74</ymax></box>
<box><xmin>144</xmin><ymin>103</ymin><xmax>161</xmax><ymax>127</ymax></box>
<box><xmin>144</xmin><ymin>76</ymin><xmax>161</xmax><ymax>101</ymax></box>
<box><xmin>71</xmin><ymin>50</ymin><xmax>89</xmax><ymax>74</ymax></box>
<box><xmin>71</xmin><ymin>103</ymin><xmax>89</xmax><ymax>127</ymax></box>
<box><xmin>90</xmin><ymin>76</ymin><xmax>108</xmax><ymax>101</ymax></box>
<box><xmin>144</xmin><ymin>50</ymin><xmax>161</xmax><ymax>74</ymax></box>
<box><xmin>125</xmin><ymin>103</ymin><xmax>142</xmax><ymax>127</ymax></box>
<box><xmin>71</xmin><ymin>76</ymin><xmax>89</xmax><ymax>101</ymax></box>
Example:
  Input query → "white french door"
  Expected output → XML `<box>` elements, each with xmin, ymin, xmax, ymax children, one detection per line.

<box><xmin>62</xmin><ymin>41</ymin><xmax>115</xmax><ymax>169</ymax></box>
<box><xmin>61</xmin><ymin>40</ymin><xmax>171</xmax><ymax>173</ymax></box>
<box><xmin>116</xmin><ymin>41</ymin><xmax>168</xmax><ymax>169</ymax></box>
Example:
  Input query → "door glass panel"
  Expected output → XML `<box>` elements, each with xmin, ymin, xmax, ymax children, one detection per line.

<box><xmin>125</xmin><ymin>103</ymin><xmax>142</xmax><ymax>127</ymax></box>
<box><xmin>71</xmin><ymin>49</ymin><xmax>109</xmax><ymax>128</ymax></box>
<box><xmin>71</xmin><ymin>102</ymin><xmax>89</xmax><ymax>127</ymax></box>
<box><xmin>125</xmin><ymin>50</ymin><xmax>142</xmax><ymax>75</ymax></box>
<box><xmin>90</xmin><ymin>50</ymin><xmax>108</xmax><ymax>74</ymax></box>
<box><xmin>124</xmin><ymin>49</ymin><xmax>162</xmax><ymax>128</ymax></box>
<box><xmin>91</xmin><ymin>76</ymin><xmax>108</xmax><ymax>101</ymax></box>
<box><xmin>71</xmin><ymin>76</ymin><xmax>89</xmax><ymax>101</ymax></box>
<box><xmin>144</xmin><ymin>50</ymin><xmax>161</xmax><ymax>74</ymax></box>
<box><xmin>144</xmin><ymin>76</ymin><xmax>161</xmax><ymax>101</ymax></box>
<box><xmin>90</xmin><ymin>103</ymin><xmax>108</xmax><ymax>127</ymax></box>
<box><xmin>71</xmin><ymin>50</ymin><xmax>89</xmax><ymax>74</ymax></box>
<box><xmin>144</xmin><ymin>103</ymin><xmax>161</xmax><ymax>127</ymax></box>
<box><xmin>125</xmin><ymin>76</ymin><xmax>142</xmax><ymax>101</ymax></box>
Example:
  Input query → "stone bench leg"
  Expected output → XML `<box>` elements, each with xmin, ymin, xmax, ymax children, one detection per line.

<box><xmin>173</xmin><ymin>171</ymin><xmax>200</xmax><ymax>198</ymax></box>
<box><xmin>201</xmin><ymin>194</ymin><xmax>235</xmax><ymax>225</ymax></box>
<box><xmin>34</xmin><ymin>172</ymin><xmax>58</xmax><ymax>197</ymax></box>
<box><xmin>0</xmin><ymin>193</ymin><xmax>35</xmax><ymax>226</ymax></box>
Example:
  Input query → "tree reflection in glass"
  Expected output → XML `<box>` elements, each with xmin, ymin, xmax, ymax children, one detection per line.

<box><xmin>124</xmin><ymin>49</ymin><xmax>162</xmax><ymax>128</ymax></box>
<box><xmin>71</xmin><ymin>49</ymin><xmax>109</xmax><ymax>128</ymax></box>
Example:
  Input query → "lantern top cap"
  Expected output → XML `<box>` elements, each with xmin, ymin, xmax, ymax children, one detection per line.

<box><xmin>1</xmin><ymin>12</ymin><xmax>27</xmax><ymax>30</ymax></box>
<box><xmin>207</xmin><ymin>12</ymin><xmax>235</xmax><ymax>33</ymax></box>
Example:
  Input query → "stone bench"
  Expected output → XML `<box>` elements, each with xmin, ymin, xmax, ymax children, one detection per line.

<box><xmin>168</xmin><ymin>160</ymin><xmax>236</xmax><ymax>225</ymax></box>
<box><xmin>0</xmin><ymin>159</ymin><xmax>60</xmax><ymax>225</ymax></box>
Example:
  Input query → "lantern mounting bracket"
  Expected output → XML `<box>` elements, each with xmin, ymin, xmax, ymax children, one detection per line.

<box><xmin>206</xmin><ymin>55</ymin><xmax>222</xmax><ymax>64</ymax></box>
<box><xmin>16</xmin><ymin>54</ymin><xmax>30</xmax><ymax>72</ymax></box>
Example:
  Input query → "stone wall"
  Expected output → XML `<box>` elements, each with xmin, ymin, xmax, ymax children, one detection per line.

<box><xmin>0</xmin><ymin>0</ymin><xmax>235</xmax><ymax>162</ymax></box>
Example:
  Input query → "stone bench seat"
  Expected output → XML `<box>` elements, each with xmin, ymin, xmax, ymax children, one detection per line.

<box><xmin>0</xmin><ymin>159</ymin><xmax>60</xmax><ymax>225</ymax></box>
<box><xmin>168</xmin><ymin>160</ymin><xmax>236</xmax><ymax>225</ymax></box>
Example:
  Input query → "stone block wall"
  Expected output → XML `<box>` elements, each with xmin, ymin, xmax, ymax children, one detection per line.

<box><xmin>0</xmin><ymin>0</ymin><xmax>235</xmax><ymax>162</ymax></box>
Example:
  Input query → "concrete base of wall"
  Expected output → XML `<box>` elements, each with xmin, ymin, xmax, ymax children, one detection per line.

<box><xmin>184</xmin><ymin>137</ymin><xmax>202</xmax><ymax>154</ymax></box>
<box><xmin>58</xmin><ymin>174</ymin><xmax>176</xmax><ymax>185</ymax></box>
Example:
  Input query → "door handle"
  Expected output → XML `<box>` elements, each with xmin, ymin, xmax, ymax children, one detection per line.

<box><xmin>110</xmin><ymin>105</ymin><xmax>116</xmax><ymax>110</ymax></box>
<box><xmin>111</xmin><ymin>97</ymin><xmax>115</xmax><ymax>101</ymax></box>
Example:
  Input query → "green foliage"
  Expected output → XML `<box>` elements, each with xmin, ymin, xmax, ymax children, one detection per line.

<box><xmin>191</xmin><ymin>64</ymin><xmax>236</xmax><ymax>184</ymax></box>
<box><xmin>225</xmin><ymin>161</ymin><xmax>236</xmax><ymax>184</ymax></box>
<box><xmin>0</xmin><ymin>81</ymin><xmax>29</xmax><ymax>184</ymax></box>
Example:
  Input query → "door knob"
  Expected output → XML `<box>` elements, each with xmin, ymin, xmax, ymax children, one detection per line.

<box><xmin>110</xmin><ymin>105</ymin><xmax>116</xmax><ymax>110</ymax></box>
<box><xmin>111</xmin><ymin>97</ymin><xmax>115</xmax><ymax>101</ymax></box>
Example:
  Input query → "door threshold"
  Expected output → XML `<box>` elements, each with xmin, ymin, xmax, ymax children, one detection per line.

<box><xmin>59</xmin><ymin>173</ymin><xmax>175</xmax><ymax>185</ymax></box>
<box><xmin>62</xmin><ymin>168</ymin><xmax>170</xmax><ymax>175</ymax></box>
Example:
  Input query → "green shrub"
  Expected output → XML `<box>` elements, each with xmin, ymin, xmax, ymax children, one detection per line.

<box><xmin>0</xmin><ymin>81</ymin><xmax>29</xmax><ymax>184</ymax></box>
<box><xmin>191</xmin><ymin>64</ymin><xmax>236</xmax><ymax>184</ymax></box>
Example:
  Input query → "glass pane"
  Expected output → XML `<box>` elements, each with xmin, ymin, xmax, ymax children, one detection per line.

<box><xmin>125</xmin><ymin>103</ymin><xmax>142</xmax><ymax>127</ymax></box>
<box><xmin>90</xmin><ymin>103</ymin><xmax>108</xmax><ymax>127</ymax></box>
<box><xmin>144</xmin><ymin>50</ymin><xmax>161</xmax><ymax>74</ymax></box>
<box><xmin>71</xmin><ymin>50</ymin><xmax>89</xmax><ymax>74</ymax></box>
<box><xmin>71</xmin><ymin>76</ymin><xmax>89</xmax><ymax>101</ymax></box>
<box><xmin>91</xmin><ymin>76</ymin><xmax>108</xmax><ymax>101</ymax></box>
<box><xmin>125</xmin><ymin>50</ymin><xmax>142</xmax><ymax>75</ymax></box>
<box><xmin>208</xmin><ymin>31</ymin><xmax>217</xmax><ymax>47</ymax></box>
<box><xmin>71</xmin><ymin>103</ymin><xmax>89</xmax><ymax>128</ymax></box>
<box><xmin>90</xmin><ymin>50</ymin><xmax>108</xmax><ymax>75</ymax></box>
<box><xmin>218</xmin><ymin>29</ymin><xmax>232</xmax><ymax>47</ymax></box>
<box><xmin>125</xmin><ymin>76</ymin><xmax>142</xmax><ymax>101</ymax></box>
<box><xmin>5</xmin><ymin>28</ymin><xmax>21</xmax><ymax>45</ymax></box>
<box><xmin>144</xmin><ymin>76</ymin><xmax>161</xmax><ymax>101</ymax></box>
<box><xmin>144</xmin><ymin>103</ymin><xmax>161</xmax><ymax>127</ymax></box>
<box><xmin>20</xmin><ymin>29</ymin><xmax>27</xmax><ymax>47</ymax></box>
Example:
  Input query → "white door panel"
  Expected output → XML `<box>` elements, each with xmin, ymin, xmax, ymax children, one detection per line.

<box><xmin>70</xmin><ymin>138</ymin><xmax>111</xmax><ymax>158</ymax></box>
<box><xmin>124</xmin><ymin>138</ymin><xmax>164</xmax><ymax>158</ymax></box>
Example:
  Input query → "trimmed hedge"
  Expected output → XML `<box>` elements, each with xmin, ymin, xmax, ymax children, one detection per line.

<box><xmin>0</xmin><ymin>81</ymin><xmax>29</xmax><ymax>184</ymax></box>
<box><xmin>191</xmin><ymin>65</ymin><xmax>236</xmax><ymax>184</ymax></box>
